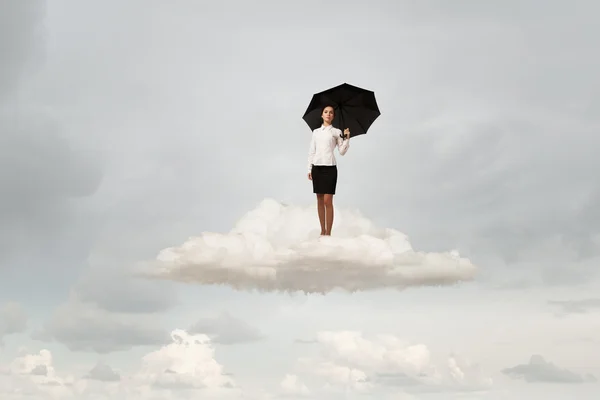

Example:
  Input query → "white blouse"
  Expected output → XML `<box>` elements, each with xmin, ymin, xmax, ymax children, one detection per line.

<box><xmin>307</xmin><ymin>125</ymin><xmax>350</xmax><ymax>173</ymax></box>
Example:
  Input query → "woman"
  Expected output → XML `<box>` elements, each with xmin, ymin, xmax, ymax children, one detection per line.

<box><xmin>307</xmin><ymin>105</ymin><xmax>350</xmax><ymax>236</ymax></box>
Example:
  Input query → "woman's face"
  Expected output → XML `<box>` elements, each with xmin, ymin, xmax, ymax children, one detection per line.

<box><xmin>322</xmin><ymin>106</ymin><xmax>335</xmax><ymax>124</ymax></box>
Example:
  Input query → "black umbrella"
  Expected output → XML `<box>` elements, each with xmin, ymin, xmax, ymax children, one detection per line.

<box><xmin>302</xmin><ymin>82</ymin><xmax>381</xmax><ymax>138</ymax></box>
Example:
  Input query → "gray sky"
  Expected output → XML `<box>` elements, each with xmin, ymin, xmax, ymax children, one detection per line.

<box><xmin>1</xmin><ymin>0</ymin><xmax>599</xmax><ymax>398</ymax></box>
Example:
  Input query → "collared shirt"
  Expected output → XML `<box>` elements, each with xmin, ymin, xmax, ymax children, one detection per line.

<box><xmin>307</xmin><ymin>124</ymin><xmax>350</xmax><ymax>173</ymax></box>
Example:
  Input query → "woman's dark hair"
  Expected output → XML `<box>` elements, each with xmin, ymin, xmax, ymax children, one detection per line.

<box><xmin>320</xmin><ymin>105</ymin><xmax>336</xmax><ymax>122</ymax></box>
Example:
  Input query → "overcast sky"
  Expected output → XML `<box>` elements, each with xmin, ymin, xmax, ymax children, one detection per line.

<box><xmin>1</xmin><ymin>0</ymin><xmax>599</xmax><ymax>398</ymax></box>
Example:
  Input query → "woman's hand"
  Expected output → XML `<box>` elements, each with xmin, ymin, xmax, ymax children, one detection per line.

<box><xmin>308</xmin><ymin>172</ymin><xmax>312</xmax><ymax>180</ymax></box>
<box><xmin>344</xmin><ymin>128</ymin><xmax>350</xmax><ymax>139</ymax></box>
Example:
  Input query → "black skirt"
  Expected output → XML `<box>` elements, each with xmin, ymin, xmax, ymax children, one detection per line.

<box><xmin>311</xmin><ymin>165</ymin><xmax>338</xmax><ymax>194</ymax></box>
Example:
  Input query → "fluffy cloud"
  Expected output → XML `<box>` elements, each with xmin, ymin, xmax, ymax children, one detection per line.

<box><xmin>0</xmin><ymin>326</ymin><xmax>494</xmax><ymax>399</ymax></box>
<box><xmin>0</xmin><ymin>348</ymin><xmax>79</xmax><ymax>399</ymax></box>
<box><xmin>0</xmin><ymin>329</ymin><xmax>240</xmax><ymax>399</ymax></box>
<box><xmin>141</xmin><ymin>199</ymin><xmax>477</xmax><ymax>293</ymax></box>
<box><xmin>289</xmin><ymin>330</ymin><xmax>492</xmax><ymax>396</ymax></box>
<box><xmin>126</xmin><ymin>329</ymin><xmax>238</xmax><ymax>394</ymax></box>
<box><xmin>280</xmin><ymin>374</ymin><xmax>311</xmax><ymax>397</ymax></box>
<box><xmin>502</xmin><ymin>355</ymin><xmax>597</xmax><ymax>384</ymax></box>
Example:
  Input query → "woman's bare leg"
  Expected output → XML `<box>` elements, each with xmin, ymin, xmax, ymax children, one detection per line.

<box><xmin>316</xmin><ymin>194</ymin><xmax>326</xmax><ymax>235</ymax></box>
<box><xmin>324</xmin><ymin>194</ymin><xmax>334</xmax><ymax>235</ymax></box>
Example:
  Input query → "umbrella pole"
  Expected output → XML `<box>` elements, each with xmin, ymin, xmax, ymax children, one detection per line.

<box><xmin>338</xmin><ymin>106</ymin><xmax>345</xmax><ymax>139</ymax></box>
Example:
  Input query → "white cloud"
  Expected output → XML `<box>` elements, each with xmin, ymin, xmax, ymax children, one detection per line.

<box><xmin>142</xmin><ymin>199</ymin><xmax>477</xmax><ymax>293</ymax></box>
<box><xmin>308</xmin><ymin>361</ymin><xmax>373</xmax><ymax>393</ymax></box>
<box><xmin>280</xmin><ymin>373</ymin><xmax>310</xmax><ymax>396</ymax></box>
<box><xmin>290</xmin><ymin>330</ymin><xmax>492</xmax><ymax>395</ymax></box>
<box><xmin>0</xmin><ymin>325</ymin><xmax>495</xmax><ymax>399</ymax></box>
<box><xmin>129</xmin><ymin>329</ymin><xmax>236</xmax><ymax>392</ymax></box>
<box><xmin>0</xmin><ymin>348</ymin><xmax>79</xmax><ymax>399</ymax></box>
<box><xmin>0</xmin><ymin>329</ymin><xmax>241</xmax><ymax>399</ymax></box>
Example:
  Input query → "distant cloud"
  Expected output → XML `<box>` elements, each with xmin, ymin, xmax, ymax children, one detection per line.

<box><xmin>288</xmin><ymin>330</ymin><xmax>492</xmax><ymax>395</ymax></box>
<box><xmin>548</xmin><ymin>298</ymin><xmax>600</xmax><ymax>315</ymax></box>
<box><xmin>130</xmin><ymin>329</ymin><xmax>238</xmax><ymax>393</ymax></box>
<box><xmin>33</xmin><ymin>300</ymin><xmax>169</xmax><ymax>353</ymax></box>
<box><xmin>502</xmin><ymin>355</ymin><xmax>597</xmax><ymax>384</ymax></box>
<box><xmin>0</xmin><ymin>0</ymin><xmax>45</xmax><ymax>100</ymax></box>
<box><xmin>30</xmin><ymin>365</ymin><xmax>48</xmax><ymax>376</ymax></box>
<box><xmin>3</xmin><ymin>348</ymin><xmax>74</xmax><ymax>397</ymax></box>
<box><xmin>0</xmin><ymin>302</ymin><xmax>27</xmax><ymax>342</ymax></box>
<box><xmin>85</xmin><ymin>362</ymin><xmax>120</xmax><ymax>382</ymax></box>
<box><xmin>294</xmin><ymin>338</ymin><xmax>318</xmax><ymax>344</ymax></box>
<box><xmin>0</xmin><ymin>329</ymin><xmax>242</xmax><ymax>398</ymax></box>
<box><xmin>72</xmin><ymin>266</ymin><xmax>179</xmax><ymax>314</ymax></box>
<box><xmin>280</xmin><ymin>374</ymin><xmax>311</xmax><ymax>397</ymax></box>
<box><xmin>189</xmin><ymin>311</ymin><xmax>264</xmax><ymax>345</ymax></box>
<box><xmin>141</xmin><ymin>199</ymin><xmax>477</xmax><ymax>294</ymax></box>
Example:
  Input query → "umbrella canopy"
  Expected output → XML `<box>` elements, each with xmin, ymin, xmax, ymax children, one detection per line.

<box><xmin>302</xmin><ymin>82</ymin><xmax>381</xmax><ymax>138</ymax></box>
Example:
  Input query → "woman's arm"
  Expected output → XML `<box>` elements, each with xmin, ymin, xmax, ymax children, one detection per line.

<box><xmin>307</xmin><ymin>131</ymin><xmax>316</xmax><ymax>174</ymax></box>
<box><xmin>337</xmin><ymin>128</ymin><xmax>350</xmax><ymax>155</ymax></box>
